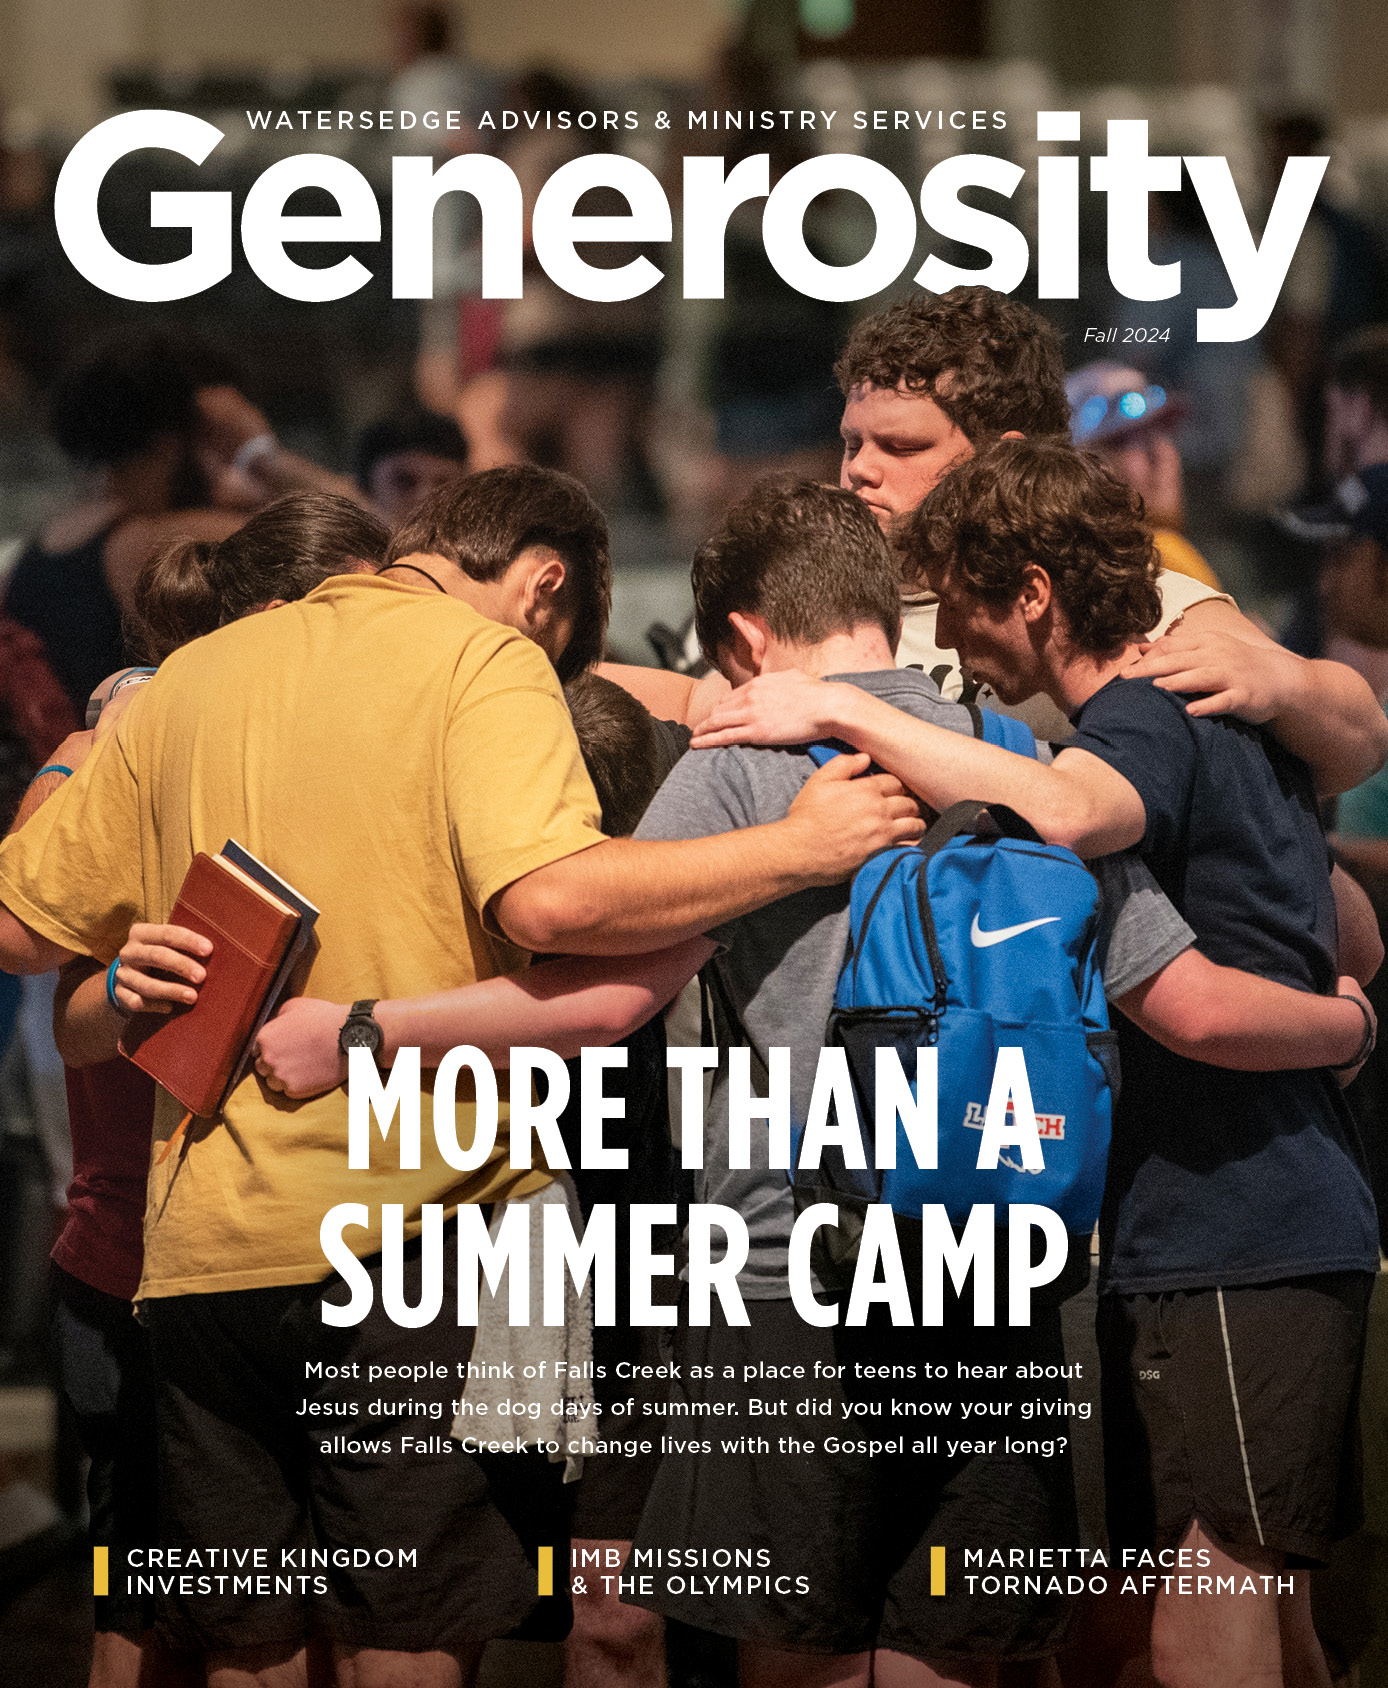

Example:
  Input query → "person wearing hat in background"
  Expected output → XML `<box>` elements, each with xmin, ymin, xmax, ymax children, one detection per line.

<box><xmin>1066</xmin><ymin>361</ymin><xmax>1221</xmax><ymax>591</ymax></box>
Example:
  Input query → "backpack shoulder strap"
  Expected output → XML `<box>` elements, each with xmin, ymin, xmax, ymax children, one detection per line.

<box><xmin>920</xmin><ymin>800</ymin><xmax>1045</xmax><ymax>860</ymax></box>
<box><xmin>700</xmin><ymin>959</ymin><xmax>771</xmax><ymax>1086</ymax></box>
<box><xmin>968</xmin><ymin>702</ymin><xmax>1039</xmax><ymax>759</ymax></box>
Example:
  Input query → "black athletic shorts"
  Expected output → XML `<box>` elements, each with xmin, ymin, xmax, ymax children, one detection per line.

<box><xmin>50</xmin><ymin>1263</ymin><xmax>160</xmax><ymax>1637</ymax></box>
<box><xmin>1098</xmin><ymin>1273</ymin><xmax>1373</xmax><ymax>1566</ymax></box>
<box><xmin>626</xmin><ymin>1293</ymin><xmax>1078</xmax><ymax>1663</ymax></box>
<box><xmin>570</xmin><ymin>1322</ymin><xmax>671</xmax><ymax>1542</ymax></box>
<box><xmin>141</xmin><ymin>1222</ymin><xmax>572</xmax><ymax>1656</ymax></box>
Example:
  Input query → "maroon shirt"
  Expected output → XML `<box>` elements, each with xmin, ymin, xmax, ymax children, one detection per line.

<box><xmin>52</xmin><ymin>1060</ymin><xmax>154</xmax><ymax>1302</ymax></box>
<box><xmin>0</xmin><ymin>613</ymin><xmax>79</xmax><ymax>767</ymax></box>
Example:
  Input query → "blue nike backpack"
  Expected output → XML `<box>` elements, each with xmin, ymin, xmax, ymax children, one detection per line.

<box><xmin>797</xmin><ymin>728</ymin><xmax>1117</xmax><ymax>1253</ymax></box>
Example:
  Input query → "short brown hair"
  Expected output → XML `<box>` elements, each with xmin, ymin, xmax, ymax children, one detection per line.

<box><xmin>1330</xmin><ymin>326</ymin><xmax>1388</xmax><ymax>424</ymax></box>
<box><xmin>692</xmin><ymin>477</ymin><xmax>902</xmax><ymax>660</ymax></box>
<box><xmin>564</xmin><ymin>672</ymin><xmax>662</xmax><ymax>837</ymax></box>
<box><xmin>906</xmin><ymin>439</ymin><xmax>1161</xmax><ymax>656</ymax></box>
<box><xmin>387</xmin><ymin>465</ymin><xmax>612</xmax><ymax>682</ymax></box>
<box><xmin>130</xmin><ymin>493</ymin><xmax>387</xmax><ymax>663</ymax></box>
<box><xmin>835</xmin><ymin>286</ymin><xmax>1069</xmax><ymax>442</ymax></box>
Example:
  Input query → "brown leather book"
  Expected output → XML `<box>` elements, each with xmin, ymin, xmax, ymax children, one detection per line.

<box><xmin>118</xmin><ymin>847</ymin><xmax>312</xmax><ymax>1118</ymax></box>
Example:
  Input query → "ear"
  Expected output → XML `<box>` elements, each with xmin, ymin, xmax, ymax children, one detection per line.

<box><xmin>520</xmin><ymin>547</ymin><xmax>568</xmax><ymax>625</ymax></box>
<box><xmin>726</xmin><ymin>611</ymin><xmax>771</xmax><ymax>676</ymax></box>
<box><xmin>1018</xmin><ymin>563</ymin><xmax>1053</xmax><ymax>624</ymax></box>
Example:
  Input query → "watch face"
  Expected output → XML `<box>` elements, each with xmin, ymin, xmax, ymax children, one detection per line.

<box><xmin>341</xmin><ymin>1020</ymin><xmax>382</xmax><ymax>1051</ymax></box>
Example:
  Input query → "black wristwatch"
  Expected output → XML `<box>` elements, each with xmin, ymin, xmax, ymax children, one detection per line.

<box><xmin>338</xmin><ymin>999</ymin><xmax>384</xmax><ymax>1061</ymax></box>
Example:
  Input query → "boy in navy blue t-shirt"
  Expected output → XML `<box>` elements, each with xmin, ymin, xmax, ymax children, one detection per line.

<box><xmin>690</xmin><ymin>438</ymin><xmax>1382</xmax><ymax>1687</ymax></box>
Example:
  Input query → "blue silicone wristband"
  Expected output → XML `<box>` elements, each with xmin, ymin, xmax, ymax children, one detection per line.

<box><xmin>106</xmin><ymin>957</ymin><xmax>122</xmax><ymax>1013</ymax></box>
<box><xmin>33</xmin><ymin>764</ymin><xmax>73</xmax><ymax>781</ymax></box>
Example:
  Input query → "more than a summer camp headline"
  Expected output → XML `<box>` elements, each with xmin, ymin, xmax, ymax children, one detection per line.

<box><xmin>321</xmin><ymin>1041</ymin><xmax>1073</xmax><ymax>1333</ymax></box>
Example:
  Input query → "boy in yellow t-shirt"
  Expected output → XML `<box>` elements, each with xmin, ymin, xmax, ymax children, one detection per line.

<box><xmin>0</xmin><ymin>463</ymin><xmax>921</xmax><ymax>1682</ymax></box>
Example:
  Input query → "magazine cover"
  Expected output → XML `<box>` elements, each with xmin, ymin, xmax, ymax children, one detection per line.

<box><xmin>0</xmin><ymin>1</ymin><xmax>1386</xmax><ymax>1684</ymax></box>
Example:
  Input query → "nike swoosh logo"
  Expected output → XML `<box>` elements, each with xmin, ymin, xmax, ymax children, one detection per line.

<box><xmin>970</xmin><ymin>914</ymin><xmax>1061</xmax><ymax>948</ymax></box>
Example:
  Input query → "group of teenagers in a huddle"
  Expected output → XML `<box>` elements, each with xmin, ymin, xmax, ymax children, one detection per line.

<box><xmin>2</xmin><ymin>285</ymin><xmax>1385</xmax><ymax>1688</ymax></box>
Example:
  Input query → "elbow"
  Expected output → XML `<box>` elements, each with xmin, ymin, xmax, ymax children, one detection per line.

<box><xmin>493</xmin><ymin>877</ymin><xmax>601</xmax><ymax>956</ymax></box>
<box><xmin>1160</xmin><ymin>1017</ymin><xmax>1220</xmax><ymax>1065</ymax></box>
<box><xmin>1136</xmin><ymin>983</ymin><xmax>1225</xmax><ymax>1064</ymax></box>
<box><xmin>1032</xmin><ymin>795</ymin><xmax>1102</xmax><ymax>857</ymax></box>
<box><xmin>53</xmin><ymin>1028</ymin><xmax>102</xmax><ymax>1069</ymax></box>
<box><xmin>496</xmin><ymin>889</ymin><xmax>565</xmax><ymax>954</ymax></box>
<box><xmin>1317</xmin><ymin>696</ymin><xmax>1388</xmax><ymax>797</ymax></box>
<box><xmin>1046</xmin><ymin>820</ymin><xmax>1091</xmax><ymax>855</ymax></box>
<box><xmin>1347</xmin><ymin>925</ymin><xmax>1384</xmax><ymax>989</ymax></box>
<box><xmin>51</xmin><ymin>999</ymin><xmax>111</xmax><ymax>1069</ymax></box>
<box><xmin>1358</xmin><ymin>705</ymin><xmax>1388</xmax><ymax>785</ymax></box>
<box><xmin>1147</xmin><ymin>1004</ymin><xmax>1202</xmax><ymax>1062</ymax></box>
<box><xmin>51</xmin><ymin>1018</ymin><xmax>80</xmax><ymax>1066</ymax></box>
<box><xmin>1150</xmin><ymin>996</ymin><xmax>1268</xmax><ymax>1070</ymax></box>
<box><xmin>1367</xmin><ymin>928</ymin><xmax>1385</xmax><ymax>986</ymax></box>
<box><xmin>587</xmin><ymin>989</ymin><xmax>659</xmax><ymax>1049</ymax></box>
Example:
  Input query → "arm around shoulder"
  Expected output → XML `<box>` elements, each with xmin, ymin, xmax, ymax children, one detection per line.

<box><xmin>1135</xmin><ymin>597</ymin><xmax>1388</xmax><ymax>794</ymax></box>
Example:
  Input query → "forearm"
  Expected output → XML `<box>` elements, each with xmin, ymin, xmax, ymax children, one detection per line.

<box><xmin>1118</xmin><ymin>953</ymin><xmax>1367</xmax><ymax>1070</ymax></box>
<box><xmin>53</xmin><ymin>962</ymin><xmax>123</xmax><ymax>1067</ymax></box>
<box><xmin>251</xmin><ymin>446</ymin><xmax>366</xmax><ymax>507</ymax></box>
<box><xmin>1269</xmin><ymin>657</ymin><xmax>1388</xmax><ymax>796</ymax></box>
<box><xmin>374</xmin><ymin>940</ymin><xmax>710</xmax><ymax>1065</ymax></box>
<box><xmin>827</xmin><ymin>689</ymin><xmax>1139</xmax><ymax>856</ymax></box>
<box><xmin>494</xmin><ymin>753</ymin><xmax>922</xmax><ymax>951</ymax></box>
<box><xmin>495</xmin><ymin>830</ymin><xmax>831</xmax><ymax>954</ymax></box>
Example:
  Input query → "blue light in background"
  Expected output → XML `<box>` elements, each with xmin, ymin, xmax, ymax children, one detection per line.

<box><xmin>1077</xmin><ymin>395</ymin><xmax>1108</xmax><ymax>436</ymax></box>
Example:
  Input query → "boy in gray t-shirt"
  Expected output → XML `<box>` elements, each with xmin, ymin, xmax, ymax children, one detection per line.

<box><xmin>637</xmin><ymin>662</ymin><xmax>1192</xmax><ymax>1299</ymax></box>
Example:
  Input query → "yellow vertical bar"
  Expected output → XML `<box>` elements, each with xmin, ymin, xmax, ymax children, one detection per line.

<box><xmin>930</xmin><ymin>1545</ymin><xmax>946</xmax><ymax>1596</ymax></box>
<box><xmin>537</xmin><ymin>1545</ymin><xmax>553</xmax><ymax>1596</ymax></box>
<box><xmin>93</xmin><ymin>1547</ymin><xmax>109</xmax><ymax>1596</ymax></box>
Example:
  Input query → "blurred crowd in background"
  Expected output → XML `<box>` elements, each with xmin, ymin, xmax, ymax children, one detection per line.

<box><xmin>1</xmin><ymin>3</ymin><xmax>1388</xmax><ymax>643</ymax></box>
<box><xmin>3</xmin><ymin>0</ymin><xmax>1388</xmax><ymax>1678</ymax></box>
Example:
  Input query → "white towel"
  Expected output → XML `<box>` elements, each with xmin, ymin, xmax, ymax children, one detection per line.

<box><xmin>453</xmin><ymin>1173</ymin><xmax>596</xmax><ymax>1481</ymax></box>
